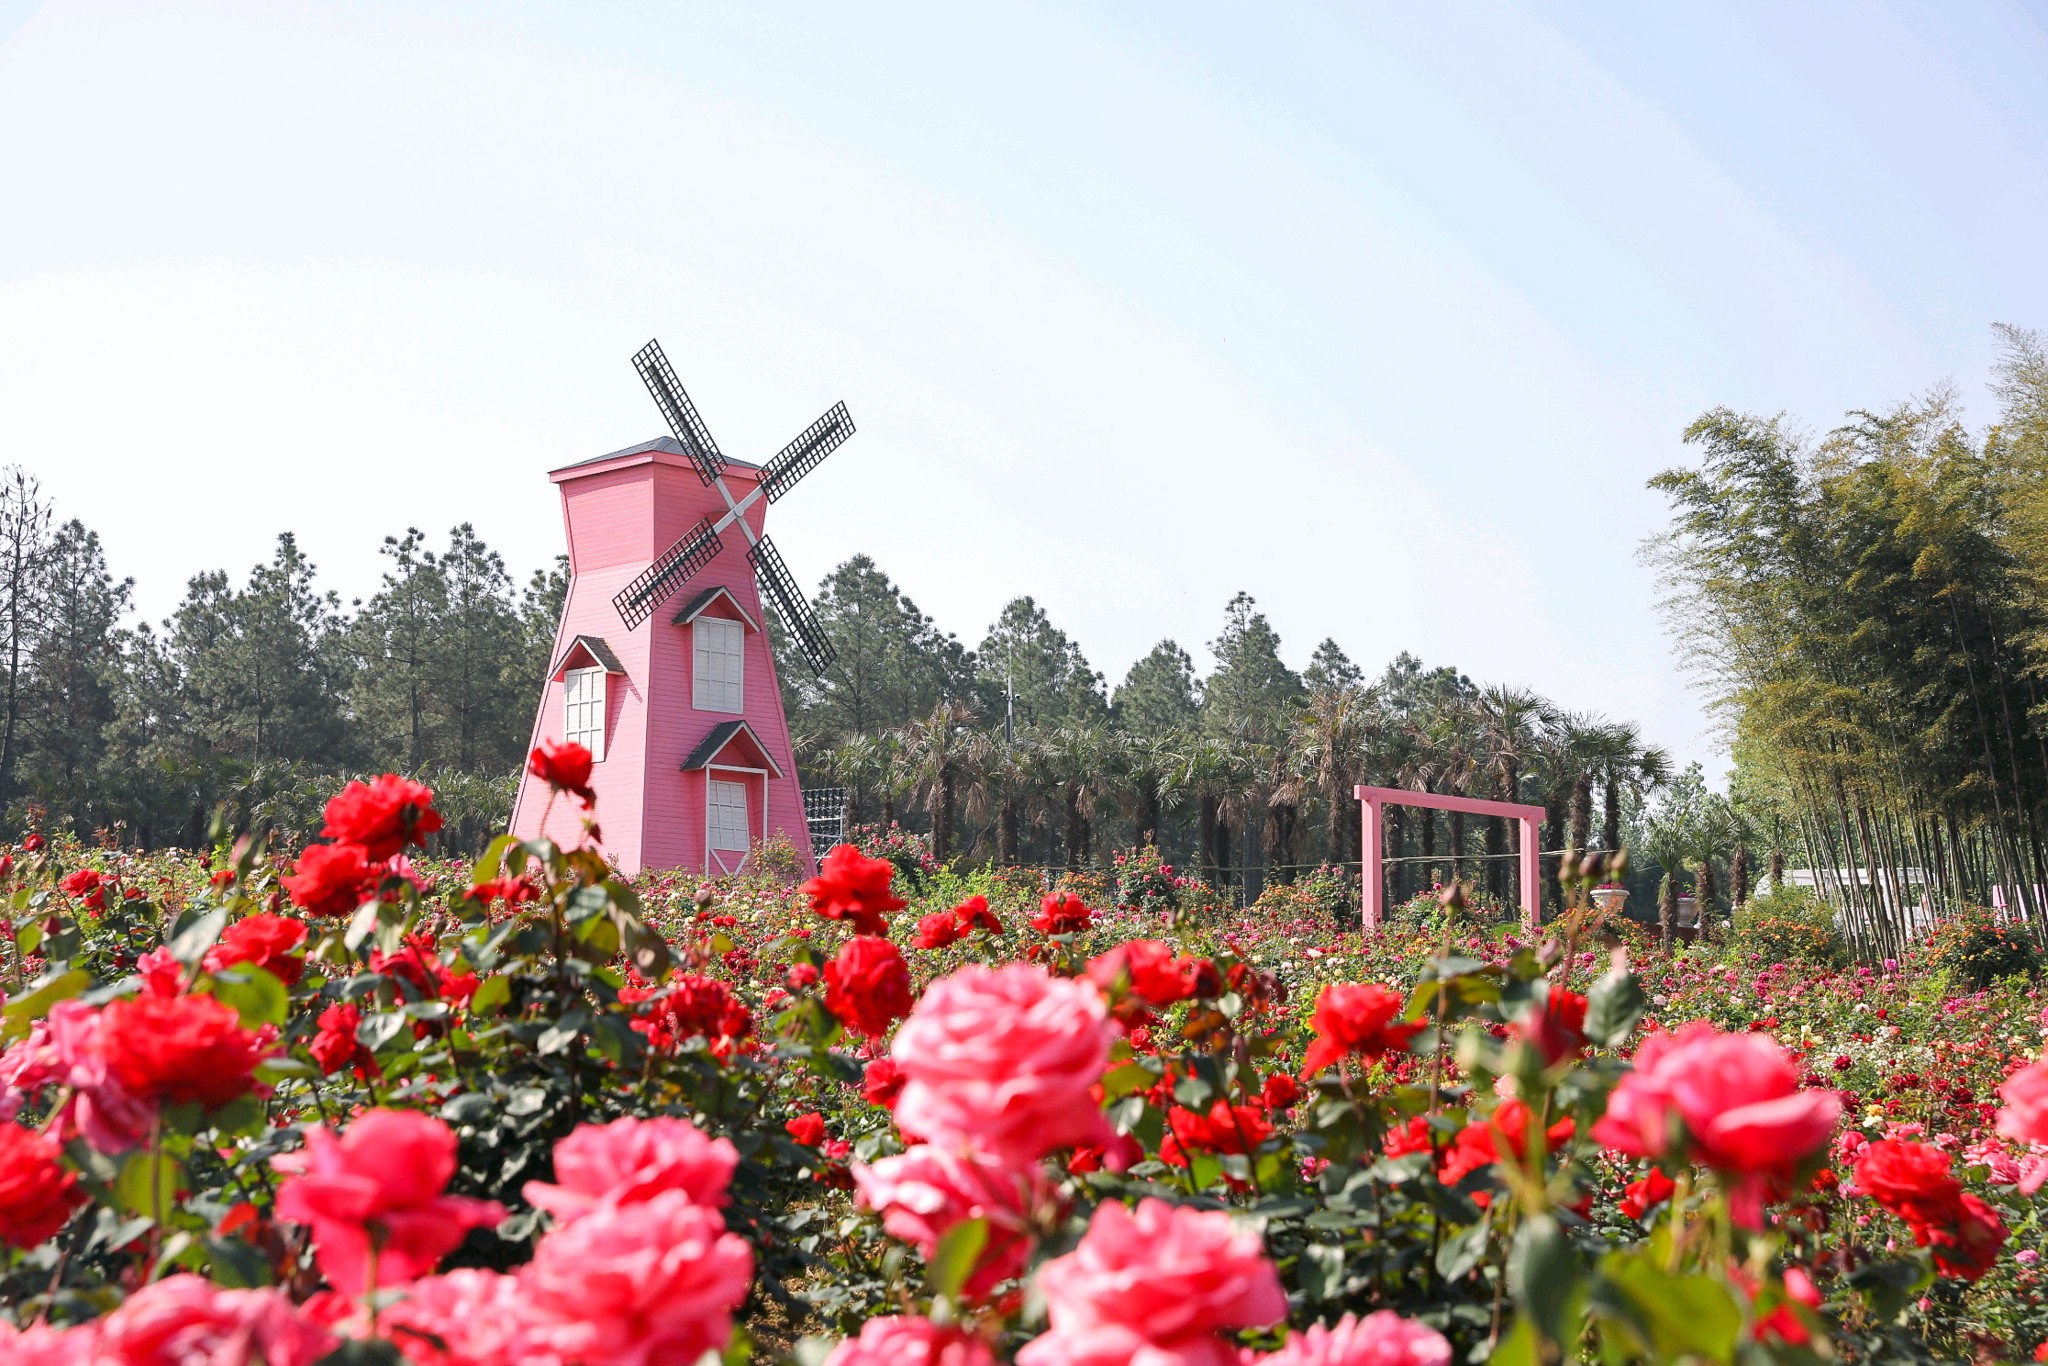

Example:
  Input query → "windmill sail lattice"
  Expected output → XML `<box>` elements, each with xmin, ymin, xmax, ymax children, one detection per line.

<box><xmin>749</xmin><ymin>536</ymin><xmax>837</xmax><ymax>675</ymax></box>
<box><xmin>611</xmin><ymin>517</ymin><xmax>723</xmax><ymax>630</ymax></box>
<box><xmin>609</xmin><ymin>339</ymin><xmax>851</xmax><ymax>676</ymax></box>
<box><xmin>632</xmin><ymin>340</ymin><xmax>727</xmax><ymax>485</ymax></box>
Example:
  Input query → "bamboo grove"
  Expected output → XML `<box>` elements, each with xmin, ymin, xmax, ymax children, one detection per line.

<box><xmin>1647</xmin><ymin>322</ymin><xmax>2048</xmax><ymax>961</ymax></box>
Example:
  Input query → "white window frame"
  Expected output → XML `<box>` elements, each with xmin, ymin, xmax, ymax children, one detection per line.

<box><xmin>564</xmin><ymin>666</ymin><xmax>607</xmax><ymax>761</ymax></box>
<box><xmin>692</xmin><ymin>616</ymin><xmax>745</xmax><ymax>713</ymax></box>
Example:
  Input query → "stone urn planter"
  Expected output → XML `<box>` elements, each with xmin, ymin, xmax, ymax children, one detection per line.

<box><xmin>1590</xmin><ymin>884</ymin><xmax>1629</xmax><ymax>917</ymax></box>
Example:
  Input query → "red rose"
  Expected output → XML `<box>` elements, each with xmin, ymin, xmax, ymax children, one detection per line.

<box><xmin>911</xmin><ymin>912</ymin><xmax>964</xmax><ymax>950</ymax></box>
<box><xmin>309</xmin><ymin>1002</ymin><xmax>378</xmax><ymax>1080</ymax></box>
<box><xmin>1087</xmin><ymin>940</ymin><xmax>1197</xmax><ymax>1008</ymax></box>
<box><xmin>1855</xmin><ymin>1139</ymin><xmax>1965</xmax><ymax>1229</ymax></box>
<box><xmin>1032</xmin><ymin>893</ymin><xmax>1092</xmax><ymax>936</ymax></box>
<box><xmin>953</xmin><ymin>894</ymin><xmax>1002</xmax><ymax>934</ymax></box>
<box><xmin>1260</xmin><ymin>1073</ymin><xmax>1300</xmax><ymax>1114</ymax></box>
<box><xmin>60</xmin><ymin>867</ymin><xmax>111</xmax><ymax>910</ymax></box>
<box><xmin>1928</xmin><ymin>1193</ymin><xmax>2008</xmax><ymax>1281</ymax></box>
<box><xmin>21</xmin><ymin>833</ymin><xmax>44</xmax><ymax>853</ymax></box>
<box><xmin>825</xmin><ymin>937</ymin><xmax>914</xmax><ymax>1038</ymax></box>
<box><xmin>1517</xmin><ymin>987</ymin><xmax>1589</xmax><ymax>1065</ymax></box>
<box><xmin>529</xmin><ymin>739</ymin><xmax>596</xmax><ymax>807</ymax></box>
<box><xmin>319</xmin><ymin>774</ymin><xmax>443</xmax><ymax>861</ymax></box>
<box><xmin>0</xmin><ymin>1123</ymin><xmax>84</xmax><ymax>1249</ymax></box>
<box><xmin>282</xmin><ymin>842</ymin><xmax>380</xmax><ymax>917</ymax></box>
<box><xmin>1382</xmin><ymin>1114</ymin><xmax>1433</xmax><ymax>1159</ymax></box>
<box><xmin>1439</xmin><ymin>1099</ymin><xmax>1574</xmax><ymax>1204</ymax></box>
<box><xmin>1299</xmin><ymin>982</ymin><xmax>1422</xmax><ymax>1077</ymax></box>
<box><xmin>801</xmin><ymin>846</ymin><xmax>906</xmax><ymax>936</ymax></box>
<box><xmin>623</xmin><ymin>972</ymin><xmax>751</xmax><ymax>1053</ymax></box>
<box><xmin>204</xmin><ymin>913</ymin><xmax>309</xmax><ymax>987</ymax></box>
<box><xmin>464</xmin><ymin>876</ymin><xmax>537</xmax><ymax>907</ymax></box>
<box><xmin>1619</xmin><ymin>1168</ymin><xmax>1676</xmax><ymax>1221</ymax></box>
<box><xmin>862</xmin><ymin>1058</ymin><xmax>906</xmax><ymax>1110</ymax></box>
<box><xmin>1161</xmin><ymin>1101</ymin><xmax>1273</xmax><ymax>1166</ymax></box>
<box><xmin>97</xmin><ymin>992</ymin><xmax>275</xmax><ymax>1109</ymax></box>
<box><xmin>785</xmin><ymin>1113</ymin><xmax>826</xmax><ymax>1147</ymax></box>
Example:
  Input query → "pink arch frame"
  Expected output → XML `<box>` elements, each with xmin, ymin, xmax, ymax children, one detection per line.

<box><xmin>1355</xmin><ymin>785</ymin><xmax>1546</xmax><ymax>932</ymax></box>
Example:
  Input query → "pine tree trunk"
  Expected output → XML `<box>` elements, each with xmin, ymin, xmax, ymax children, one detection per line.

<box><xmin>1603</xmin><ymin>780</ymin><xmax>1622</xmax><ymax>852</ymax></box>
<box><xmin>1199</xmin><ymin>796</ymin><xmax>1220</xmax><ymax>888</ymax></box>
<box><xmin>1570</xmin><ymin>774</ymin><xmax>1592</xmax><ymax>854</ymax></box>
<box><xmin>1065</xmin><ymin>788</ymin><xmax>1083</xmax><ymax>871</ymax></box>
<box><xmin>1731</xmin><ymin>845</ymin><xmax>1751</xmax><ymax>910</ymax></box>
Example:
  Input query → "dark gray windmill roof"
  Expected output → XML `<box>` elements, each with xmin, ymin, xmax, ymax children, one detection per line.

<box><xmin>671</xmin><ymin>585</ymin><xmax>761</xmax><ymax>633</ymax></box>
<box><xmin>680</xmin><ymin>720</ymin><xmax>784</xmax><ymax>778</ymax></box>
<box><xmin>560</xmin><ymin>436</ymin><xmax>762</xmax><ymax>473</ymax></box>
<box><xmin>550</xmin><ymin>634</ymin><xmax>625</xmax><ymax>676</ymax></box>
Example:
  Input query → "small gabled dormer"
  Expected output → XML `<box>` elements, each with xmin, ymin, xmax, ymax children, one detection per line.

<box><xmin>673</xmin><ymin>586</ymin><xmax>761</xmax><ymax>716</ymax></box>
<box><xmin>549</xmin><ymin>635</ymin><xmax>626</xmax><ymax>761</ymax></box>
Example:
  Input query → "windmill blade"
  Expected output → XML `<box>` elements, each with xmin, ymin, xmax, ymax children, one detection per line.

<box><xmin>631</xmin><ymin>339</ymin><xmax>727</xmax><ymax>486</ymax></box>
<box><xmin>748</xmin><ymin>535</ymin><xmax>836</xmax><ymax>675</ymax></box>
<box><xmin>612</xmin><ymin>518</ymin><xmax>723</xmax><ymax>629</ymax></box>
<box><xmin>758</xmin><ymin>401</ymin><xmax>854</xmax><ymax>504</ymax></box>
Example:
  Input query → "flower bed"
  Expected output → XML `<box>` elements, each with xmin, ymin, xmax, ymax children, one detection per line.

<box><xmin>0</xmin><ymin>758</ymin><xmax>2045</xmax><ymax>1363</ymax></box>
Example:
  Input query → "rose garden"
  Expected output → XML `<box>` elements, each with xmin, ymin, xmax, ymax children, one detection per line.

<box><xmin>0</xmin><ymin>750</ymin><xmax>2042</xmax><ymax>1366</ymax></box>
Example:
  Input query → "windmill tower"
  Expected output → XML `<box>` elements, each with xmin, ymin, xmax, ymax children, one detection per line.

<box><xmin>510</xmin><ymin>340</ymin><xmax>851</xmax><ymax>876</ymax></box>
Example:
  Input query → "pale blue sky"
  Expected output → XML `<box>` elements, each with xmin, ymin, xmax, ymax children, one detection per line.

<box><xmin>3</xmin><ymin>2</ymin><xmax>2046</xmax><ymax>774</ymax></box>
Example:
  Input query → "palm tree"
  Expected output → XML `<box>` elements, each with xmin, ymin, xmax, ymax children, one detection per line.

<box><xmin>981</xmin><ymin>724</ymin><xmax>1042</xmax><ymax>865</ymax></box>
<box><xmin>896</xmin><ymin>699</ymin><xmax>982</xmax><ymax>864</ymax></box>
<box><xmin>1118</xmin><ymin>729</ymin><xmax>1184</xmax><ymax>850</ymax></box>
<box><xmin>1176</xmin><ymin>732</ymin><xmax>1251</xmax><ymax>891</ymax></box>
<box><xmin>1468</xmin><ymin>685</ymin><xmax>1557</xmax><ymax>900</ymax></box>
<box><xmin>825</xmin><ymin>732</ymin><xmax>891</xmax><ymax>829</ymax></box>
<box><xmin>1534</xmin><ymin>711</ymin><xmax>1607</xmax><ymax>910</ymax></box>
<box><xmin>1292</xmin><ymin>683</ymin><xmax>1374</xmax><ymax>869</ymax></box>
<box><xmin>1037</xmin><ymin>720</ymin><xmax>1116</xmax><ymax>870</ymax></box>
<box><xmin>1594</xmin><ymin>721</ymin><xmax>1672</xmax><ymax>852</ymax></box>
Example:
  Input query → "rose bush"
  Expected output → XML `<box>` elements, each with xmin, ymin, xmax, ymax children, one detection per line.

<box><xmin>0</xmin><ymin>764</ymin><xmax>2045</xmax><ymax>1361</ymax></box>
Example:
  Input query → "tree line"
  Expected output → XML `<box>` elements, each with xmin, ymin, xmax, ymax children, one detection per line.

<box><xmin>1647</xmin><ymin>322</ymin><xmax>2048</xmax><ymax>958</ymax></box>
<box><xmin>774</xmin><ymin>560</ymin><xmax>1669</xmax><ymax>908</ymax></box>
<box><xmin>0</xmin><ymin>469</ymin><xmax>564</xmax><ymax>850</ymax></box>
<box><xmin>3</xmin><ymin>462</ymin><xmax>1667</xmax><ymax>904</ymax></box>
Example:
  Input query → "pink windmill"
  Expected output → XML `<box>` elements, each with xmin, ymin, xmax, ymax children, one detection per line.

<box><xmin>510</xmin><ymin>339</ymin><xmax>854</xmax><ymax>876</ymax></box>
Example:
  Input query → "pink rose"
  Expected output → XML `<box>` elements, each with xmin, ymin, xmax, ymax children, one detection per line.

<box><xmin>824</xmin><ymin>1315</ymin><xmax>997</xmax><ymax>1366</ymax></box>
<box><xmin>891</xmin><ymin>964</ymin><xmax>1116</xmax><ymax>1162</ymax></box>
<box><xmin>1019</xmin><ymin>1199</ymin><xmax>1285</xmax><ymax>1366</ymax></box>
<box><xmin>1015</xmin><ymin>1322</ymin><xmax>1239</xmax><ymax>1366</ymax></box>
<box><xmin>521</xmin><ymin>1189</ymin><xmax>753</xmax><ymax>1366</ymax></box>
<box><xmin>0</xmin><ymin>1000</ymin><xmax>154</xmax><ymax>1153</ymax></box>
<box><xmin>1593</xmin><ymin>1022</ymin><xmax>1838</xmax><ymax>1226</ymax></box>
<box><xmin>1590</xmin><ymin>1027</ymin><xmax>1684</xmax><ymax>1160</ymax></box>
<box><xmin>0</xmin><ymin>1319</ymin><xmax>92</xmax><ymax>1366</ymax></box>
<box><xmin>98</xmin><ymin>1274</ymin><xmax>336</xmax><ymax>1366</ymax></box>
<box><xmin>1258</xmin><ymin>1312</ymin><xmax>1452</xmax><ymax>1366</ymax></box>
<box><xmin>852</xmin><ymin>1145</ymin><xmax>1050</xmax><ymax>1298</ymax></box>
<box><xmin>524</xmin><ymin>1116</ymin><xmax>738</xmax><ymax>1224</ymax></box>
<box><xmin>1997</xmin><ymin>1057</ymin><xmax>2048</xmax><ymax>1145</ymax></box>
<box><xmin>1665</xmin><ymin>1030</ymin><xmax>1838</xmax><ymax>1172</ymax></box>
<box><xmin>275</xmin><ymin>1109</ymin><xmax>506</xmax><ymax>1294</ymax></box>
<box><xmin>381</xmin><ymin>1269</ymin><xmax>550</xmax><ymax>1366</ymax></box>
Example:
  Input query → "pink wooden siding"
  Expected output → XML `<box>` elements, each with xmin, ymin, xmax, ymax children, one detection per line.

<box><xmin>511</xmin><ymin>445</ymin><xmax>816</xmax><ymax>878</ymax></box>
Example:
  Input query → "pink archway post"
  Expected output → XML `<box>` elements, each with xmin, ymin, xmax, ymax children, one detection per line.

<box><xmin>1355</xmin><ymin>785</ymin><xmax>1547</xmax><ymax>933</ymax></box>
